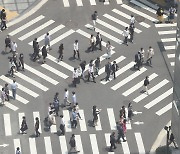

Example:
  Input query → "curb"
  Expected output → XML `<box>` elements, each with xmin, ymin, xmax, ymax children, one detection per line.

<box><xmin>7</xmin><ymin>0</ymin><xmax>48</xmax><ymax>27</ymax></box>
<box><xmin>150</xmin><ymin>121</ymin><xmax>171</xmax><ymax>154</ymax></box>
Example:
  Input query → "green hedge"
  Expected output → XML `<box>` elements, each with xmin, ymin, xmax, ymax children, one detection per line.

<box><xmin>156</xmin><ymin>146</ymin><xmax>172</xmax><ymax>154</ymax></box>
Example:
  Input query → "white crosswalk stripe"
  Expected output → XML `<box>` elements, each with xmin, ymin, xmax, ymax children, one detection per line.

<box><xmin>167</xmin><ymin>54</ymin><xmax>175</xmax><ymax>58</ymax></box>
<box><xmin>107</xmin><ymin>108</ymin><xmax>116</xmax><ymax>130</ymax></box>
<box><xmin>156</xmin><ymin>102</ymin><xmax>172</xmax><ymax>116</ymax></box>
<box><xmin>78</xmin><ymin>110</ymin><xmax>87</xmax><ymax>131</ymax></box>
<box><xmin>44</xmin><ymin>137</ymin><xmax>53</xmax><ymax>154</ymax></box>
<box><xmin>63</xmin><ymin>0</ymin><xmax>70</xmax><ymax>7</ymax></box>
<box><xmin>89</xmin><ymin>0</ymin><xmax>96</xmax><ymax>5</ymax></box>
<box><xmin>18</xmin><ymin>112</ymin><xmax>25</xmax><ymax>134</ymax></box>
<box><xmin>9</xmin><ymin>15</ymin><xmax>45</xmax><ymax>36</ymax></box>
<box><xmin>105</xmin><ymin>133</ymin><xmax>114</xmax><ymax>154</ymax></box>
<box><xmin>76</xmin><ymin>0</ymin><xmax>83</xmax><ymax>6</ymax></box>
<box><xmin>3</xmin><ymin>114</ymin><xmax>12</xmax><ymax>136</ymax></box>
<box><xmin>158</xmin><ymin>30</ymin><xmax>176</xmax><ymax>35</ymax></box>
<box><xmin>135</xmin><ymin>132</ymin><xmax>145</xmax><ymax>154</ymax></box>
<box><xmin>75</xmin><ymin>135</ymin><xmax>84</xmax><ymax>153</ymax></box>
<box><xmin>13</xmin><ymin>139</ymin><xmax>21</xmax><ymax>153</ymax></box>
<box><xmin>161</xmin><ymin>38</ymin><xmax>176</xmax><ymax>42</ymax></box>
<box><xmin>19</xmin><ymin>20</ymin><xmax>55</xmax><ymax>41</ymax></box>
<box><xmin>33</xmin><ymin>111</ymin><xmax>42</xmax><ymax>133</ymax></box>
<box><xmin>170</xmin><ymin>62</ymin><xmax>175</xmax><ymax>66</ymax></box>
<box><xmin>155</xmin><ymin>23</ymin><xmax>177</xmax><ymax>28</ymax></box>
<box><xmin>59</xmin><ymin>136</ymin><xmax>68</xmax><ymax>153</ymax></box>
<box><xmin>90</xmin><ymin>134</ymin><xmax>99</xmax><ymax>154</ymax></box>
<box><xmin>63</xmin><ymin>110</ymin><xmax>72</xmax><ymax>132</ymax></box>
<box><xmin>29</xmin><ymin>138</ymin><xmax>37</xmax><ymax>154</ymax></box>
<box><xmin>164</xmin><ymin>45</ymin><xmax>176</xmax><ymax>50</ymax></box>
<box><xmin>122</xmin><ymin>141</ymin><xmax>130</xmax><ymax>154</ymax></box>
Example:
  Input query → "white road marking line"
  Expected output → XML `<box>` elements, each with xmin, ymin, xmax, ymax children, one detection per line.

<box><xmin>164</xmin><ymin>45</ymin><xmax>176</xmax><ymax>50</ymax></box>
<box><xmin>19</xmin><ymin>20</ymin><xmax>55</xmax><ymax>40</ymax></box>
<box><xmin>101</xmin><ymin>61</ymin><xmax>135</xmax><ymax>85</ymax></box>
<box><xmin>75</xmin><ymin>135</ymin><xmax>84</xmax><ymax>154</ymax></box>
<box><xmin>144</xmin><ymin>88</ymin><xmax>173</xmax><ymax>109</ymax></box>
<box><xmin>63</xmin><ymin>0</ymin><xmax>70</xmax><ymax>7</ymax></box>
<box><xmin>18</xmin><ymin>113</ymin><xmax>25</xmax><ymax>134</ymax></box>
<box><xmin>41</xmin><ymin>64</ymin><xmax>69</xmax><ymax>79</ymax></box>
<box><xmin>9</xmin><ymin>15</ymin><xmax>45</xmax><ymax>36</ymax></box>
<box><xmin>167</xmin><ymin>54</ymin><xmax>175</xmax><ymax>58</ymax></box>
<box><xmin>63</xmin><ymin>110</ymin><xmax>72</xmax><ymax>132</ymax></box>
<box><xmin>97</xmin><ymin>19</ymin><xmax>123</xmax><ymax>34</ymax></box>
<box><xmin>133</xmin><ymin>79</ymin><xmax>169</xmax><ymax>103</ymax></box>
<box><xmin>76</xmin><ymin>29</ymin><xmax>115</xmax><ymax>49</ymax></box>
<box><xmin>59</xmin><ymin>136</ymin><xmax>68</xmax><ymax>154</ymax></box>
<box><xmin>51</xmin><ymin>29</ymin><xmax>75</xmax><ymax>46</ymax></box>
<box><xmin>104</xmin><ymin>0</ymin><xmax>110</xmax><ymax>5</ymax></box>
<box><xmin>33</xmin><ymin>112</ymin><xmax>42</xmax><ymax>133</ymax></box>
<box><xmin>116</xmin><ymin>0</ymin><xmax>123</xmax><ymax>4</ymax></box>
<box><xmin>95</xmin><ymin>114</ymin><xmax>102</xmax><ymax>131</ymax></box>
<box><xmin>170</xmin><ymin>62</ymin><xmax>175</xmax><ymax>66</ymax></box>
<box><xmin>105</xmin><ymin>133</ymin><xmax>115</xmax><ymax>154</ymax></box>
<box><xmin>156</xmin><ymin>102</ymin><xmax>172</xmax><ymax>116</ymax></box>
<box><xmin>158</xmin><ymin>30</ymin><xmax>176</xmax><ymax>35</ymax></box>
<box><xmin>111</xmin><ymin>67</ymin><xmax>147</xmax><ymax>91</ymax></box>
<box><xmin>0</xmin><ymin>75</ymin><xmax>39</xmax><ymax>98</ymax></box>
<box><xmin>112</xmin><ymin>9</ymin><xmax>150</xmax><ymax>28</ymax></box>
<box><xmin>155</xmin><ymin>23</ymin><xmax>177</xmax><ymax>27</ymax></box>
<box><xmin>103</xmin><ymin>14</ymin><xmax>142</xmax><ymax>33</ymax></box>
<box><xmin>122</xmin><ymin>141</ymin><xmax>130</xmax><ymax>154</ymax></box>
<box><xmin>28</xmin><ymin>24</ymin><xmax>65</xmax><ymax>46</ymax></box>
<box><xmin>161</xmin><ymin>38</ymin><xmax>176</xmax><ymax>42</ymax></box>
<box><xmin>121</xmin><ymin>4</ymin><xmax>157</xmax><ymax>22</ymax></box>
<box><xmin>44</xmin><ymin>137</ymin><xmax>53</xmax><ymax>154</ymax></box>
<box><xmin>29</xmin><ymin>138</ymin><xmax>37</xmax><ymax>154</ymax></box>
<box><xmin>122</xmin><ymin>73</ymin><xmax>158</xmax><ymax>96</ymax></box>
<box><xmin>107</xmin><ymin>108</ymin><xmax>116</xmax><ymax>130</ymax></box>
<box><xmin>76</xmin><ymin>0</ymin><xmax>83</xmax><ymax>6</ymax></box>
<box><xmin>50</xmin><ymin>121</ymin><xmax>57</xmax><ymax>133</ymax></box>
<box><xmin>24</xmin><ymin>64</ymin><xmax>58</xmax><ymax>85</ymax></box>
<box><xmin>135</xmin><ymin>132</ymin><xmax>145</xmax><ymax>154</ymax></box>
<box><xmin>3</xmin><ymin>114</ymin><xmax>12</xmax><ymax>136</ymax></box>
<box><xmin>15</xmin><ymin>72</ymin><xmax>49</xmax><ymax>91</ymax></box>
<box><xmin>90</xmin><ymin>0</ymin><xmax>96</xmax><ymax>5</ymax></box>
<box><xmin>13</xmin><ymin>139</ymin><xmax>21</xmax><ymax>153</ymax></box>
<box><xmin>90</xmin><ymin>134</ymin><xmax>99</xmax><ymax>154</ymax></box>
<box><xmin>78</xmin><ymin>110</ymin><xmax>87</xmax><ymax>131</ymax></box>
<box><xmin>85</xmin><ymin>24</ymin><xmax>123</xmax><ymax>44</ymax></box>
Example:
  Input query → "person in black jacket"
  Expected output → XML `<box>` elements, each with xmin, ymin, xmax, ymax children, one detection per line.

<box><xmin>35</xmin><ymin>117</ymin><xmax>40</xmax><ymax>137</ymax></box>
<box><xmin>141</xmin><ymin>76</ymin><xmax>149</xmax><ymax>95</ymax></box>
<box><xmin>20</xmin><ymin>116</ymin><xmax>28</xmax><ymax>134</ymax></box>
<box><xmin>42</xmin><ymin>46</ymin><xmax>47</xmax><ymax>64</ymax></box>
<box><xmin>33</xmin><ymin>42</ymin><xmax>40</xmax><ymax>61</ymax></box>
<box><xmin>95</xmin><ymin>32</ymin><xmax>102</xmax><ymax>50</ymax></box>
<box><xmin>105</xmin><ymin>62</ymin><xmax>112</xmax><ymax>81</ymax></box>
<box><xmin>19</xmin><ymin>53</ymin><xmax>24</xmax><ymax>71</ymax></box>
<box><xmin>69</xmin><ymin>134</ymin><xmax>80</xmax><ymax>153</ymax></box>
<box><xmin>92</xmin><ymin>11</ymin><xmax>98</xmax><ymax>31</ymax></box>
<box><xmin>80</xmin><ymin>60</ymin><xmax>86</xmax><ymax>80</ymax></box>
<box><xmin>109</xmin><ymin>132</ymin><xmax>117</xmax><ymax>152</ymax></box>
<box><xmin>58</xmin><ymin>43</ymin><xmax>64</xmax><ymax>62</ymax></box>
<box><xmin>111</xmin><ymin>61</ymin><xmax>119</xmax><ymax>79</ymax></box>
<box><xmin>156</xmin><ymin>7</ymin><xmax>164</xmax><ymax>23</ymax></box>
<box><xmin>4</xmin><ymin>35</ymin><xmax>11</xmax><ymax>52</ymax></box>
<box><xmin>1</xmin><ymin>9</ymin><xmax>7</xmax><ymax>31</ymax></box>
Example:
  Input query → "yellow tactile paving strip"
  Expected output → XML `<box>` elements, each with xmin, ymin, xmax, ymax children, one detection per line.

<box><xmin>0</xmin><ymin>6</ymin><xmax>19</xmax><ymax>21</ymax></box>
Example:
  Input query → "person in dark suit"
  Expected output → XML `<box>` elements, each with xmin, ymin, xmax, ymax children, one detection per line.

<box><xmin>105</xmin><ymin>62</ymin><xmax>111</xmax><ymax>81</ymax></box>
<box><xmin>32</xmin><ymin>38</ymin><xmax>37</xmax><ymax>57</ymax></box>
<box><xmin>111</xmin><ymin>61</ymin><xmax>119</xmax><ymax>79</ymax></box>
<box><xmin>35</xmin><ymin>117</ymin><xmax>40</xmax><ymax>137</ymax></box>
<box><xmin>95</xmin><ymin>32</ymin><xmax>102</xmax><ymax>50</ymax></box>
<box><xmin>109</xmin><ymin>132</ymin><xmax>117</xmax><ymax>152</ymax></box>
<box><xmin>42</xmin><ymin>46</ymin><xmax>47</xmax><ymax>64</ymax></box>
<box><xmin>58</xmin><ymin>43</ymin><xmax>64</xmax><ymax>61</ymax></box>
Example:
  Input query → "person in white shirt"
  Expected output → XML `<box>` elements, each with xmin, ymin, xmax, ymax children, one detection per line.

<box><xmin>146</xmin><ymin>46</ymin><xmax>154</xmax><ymax>67</ymax></box>
<box><xmin>89</xmin><ymin>34</ymin><xmax>95</xmax><ymax>52</ymax></box>
<box><xmin>1</xmin><ymin>88</ymin><xmax>6</xmax><ymax>105</ymax></box>
<box><xmin>77</xmin><ymin>65</ymin><xmax>82</xmax><ymax>84</ymax></box>
<box><xmin>44</xmin><ymin>32</ymin><xmax>51</xmax><ymax>50</ymax></box>
<box><xmin>87</xmin><ymin>60</ymin><xmax>96</xmax><ymax>83</ymax></box>
<box><xmin>74</xmin><ymin>103</ymin><xmax>82</xmax><ymax>120</ymax></box>
<box><xmin>106</xmin><ymin>41</ymin><xmax>112</xmax><ymax>59</ymax></box>
<box><xmin>11</xmin><ymin>41</ymin><xmax>17</xmax><ymax>54</ymax></box>
<box><xmin>59</xmin><ymin>115</ymin><xmax>65</xmax><ymax>135</ymax></box>
<box><xmin>72</xmin><ymin>68</ymin><xmax>78</xmax><ymax>87</ymax></box>
<box><xmin>71</xmin><ymin>91</ymin><xmax>77</xmax><ymax>109</ymax></box>
<box><xmin>73</xmin><ymin>40</ymin><xmax>80</xmax><ymax>60</ymax></box>
<box><xmin>123</xmin><ymin>27</ymin><xmax>129</xmax><ymax>46</ymax></box>
<box><xmin>11</xmin><ymin>79</ymin><xmax>18</xmax><ymax>100</ymax></box>
<box><xmin>48</xmin><ymin>111</ymin><xmax>56</xmax><ymax>129</ymax></box>
<box><xmin>139</xmin><ymin>47</ymin><xmax>145</xmax><ymax>64</ymax></box>
<box><xmin>130</xmin><ymin>15</ymin><xmax>135</xmax><ymax>25</ymax></box>
<box><xmin>64</xmin><ymin>88</ymin><xmax>70</xmax><ymax>107</ymax></box>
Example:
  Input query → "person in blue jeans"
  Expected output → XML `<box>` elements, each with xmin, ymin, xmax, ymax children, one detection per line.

<box><xmin>11</xmin><ymin>79</ymin><xmax>18</xmax><ymax>100</ymax></box>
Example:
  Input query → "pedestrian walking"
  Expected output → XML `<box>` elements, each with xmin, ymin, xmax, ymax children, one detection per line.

<box><xmin>146</xmin><ymin>46</ymin><xmax>154</xmax><ymax>67</ymax></box>
<box><xmin>116</xmin><ymin>122</ymin><xmax>126</xmax><ymax>143</ymax></box>
<box><xmin>0</xmin><ymin>9</ymin><xmax>7</xmax><ymax>31</ymax></box>
<box><xmin>11</xmin><ymin>80</ymin><xmax>18</xmax><ymax>100</ymax></box>
<box><xmin>33</xmin><ymin>42</ymin><xmax>40</xmax><ymax>61</ymax></box>
<box><xmin>58</xmin><ymin>43</ymin><xmax>64</xmax><ymax>61</ymax></box>
<box><xmin>141</xmin><ymin>76</ymin><xmax>149</xmax><ymax>95</ymax></box>
<box><xmin>95</xmin><ymin>32</ymin><xmax>102</xmax><ymax>50</ymax></box>
<box><xmin>130</xmin><ymin>15</ymin><xmax>136</xmax><ymax>25</ymax></box>
<box><xmin>69</xmin><ymin>134</ymin><xmax>80</xmax><ymax>153</ymax></box>
<box><xmin>71</xmin><ymin>109</ymin><xmax>78</xmax><ymax>128</ymax></box>
<box><xmin>4</xmin><ymin>35</ymin><xmax>11</xmax><ymax>52</ymax></box>
<box><xmin>59</xmin><ymin>115</ymin><xmax>65</xmax><ymax>135</ymax></box>
<box><xmin>19</xmin><ymin>53</ymin><xmax>24</xmax><ymax>71</ymax></box>
<box><xmin>80</xmin><ymin>60</ymin><xmax>86</xmax><ymax>80</ymax></box>
<box><xmin>134</xmin><ymin>52</ymin><xmax>141</xmax><ymax>71</ymax></box>
<box><xmin>44</xmin><ymin>32</ymin><xmax>51</xmax><ymax>50</ymax></box>
<box><xmin>20</xmin><ymin>116</ymin><xmax>28</xmax><ymax>134</ymax></box>
<box><xmin>9</xmin><ymin>58</ymin><xmax>16</xmax><ymax>78</ymax></box>
<box><xmin>94</xmin><ymin>57</ymin><xmax>101</xmax><ymax>76</ymax></box>
<box><xmin>139</xmin><ymin>47</ymin><xmax>145</xmax><ymax>64</ymax></box>
<box><xmin>73</xmin><ymin>40</ymin><xmax>80</xmax><ymax>60</ymax></box>
<box><xmin>109</xmin><ymin>132</ymin><xmax>117</xmax><ymax>152</ymax></box>
<box><xmin>123</xmin><ymin>27</ymin><xmax>129</xmax><ymax>46</ymax></box>
<box><xmin>1</xmin><ymin>88</ymin><xmax>6</xmax><ymax>105</ymax></box>
<box><xmin>16</xmin><ymin>147</ymin><xmax>21</xmax><ymax>154</ymax></box>
<box><xmin>87</xmin><ymin>60</ymin><xmax>96</xmax><ymax>83</ymax></box>
<box><xmin>72</xmin><ymin>68</ymin><xmax>78</xmax><ymax>87</ymax></box>
<box><xmin>127</xmin><ymin>102</ymin><xmax>134</xmax><ymax>121</ymax></box>
<box><xmin>168</xmin><ymin>6</ymin><xmax>176</xmax><ymax>23</ymax></box>
<box><xmin>120</xmin><ymin>106</ymin><xmax>126</xmax><ymax>119</ymax></box>
<box><xmin>129</xmin><ymin>23</ymin><xmax>135</xmax><ymax>43</ymax></box>
<box><xmin>71</xmin><ymin>91</ymin><xmax>77</xmax><ymax>108</ymax></box>
<box><xmin>74</xmin><ymin>103</ymin><xmax>82</xmax><ymax>120</ymax></box>
<box><xmin>92</xmin><ymin>105</ymin><xmax>101</xmax><ymax>126</ymax></box>
<box><xmin>111</xmin><ymin>61</ymin><xmax>119</xmax><ymax>79</ymax></box>
<box><xmin>106</xmin><ymin>41</ymin><xmax>112</xmax><ymax>59</ymax></box>
<box><xmin>92</xmin><ymin>11</ymin><xmax>98</xmax><ymax>31</ymax></box>
<box><xmin>48</xmin><ymin>111</ymin><xmax>56</xmax><ymax>129</ymax></box>
<box><xmin>11</xmin><ymin>42</ymin><xmax>17</xmax><ymax>54</ymax></box>
<box><xmin>35</xmin><ymin>117</ymin><xmax>40</xmax><ymax>137</ymax></box>
<box><xmin>89</xmin><ymin>34</ymin><xmax>95</xmax><ymax>52</ymax></box>
<box><xmin>156</xmin><ymin>7</ymin><xmax>164</xmax><ymax>23</ymax></box>
<box><xmin>53</xmin><ymin>92</ymin><xmax>60</xmax><ymax>116</ymax></box>
<box><xmin>168</xmin><ymin>133</ymin><xmax>178</xmax><ymax>149</ymax></box>
<box><xmin>4</xmin><ymin>83</ymin><xmax>9</xmax><ymax>101</ymax></box>
<box><xmin>77</xmin><ymin>65</ymin><xmax>82</xmax><ymax>84</ymax></box>
<box><xmin>32</xmin><ymin>38</ymin><xmax>37</xmax><ymax>57</ymax></box>
<box><xmin>63</xmin><ymin>88</ymin><xmax>70</xmax><ymax>107</ymax></box>
<box><xmin>105</xmin><ymin>61</ymin><xmax>111</xmax><ymax>81</ymax></box>
<box><xmin>12</xmin><ymin>54</ymin><xmax>19</xmax><ymax>71</ymax></box>
<box><xmin>42</xmin><ymin>46</ymin><xmax>47</xmax><ymax>64</ymax></box>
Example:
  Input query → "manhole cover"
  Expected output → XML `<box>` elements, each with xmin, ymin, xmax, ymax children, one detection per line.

<box><xmin>135</xmin><ymin>16</ymin><xmax>145</xmax><ymax>22</ymax></box>
<box><xmin>65</xmin><ymin>20</ymin><xmax>78</xmax><ymax>29</ymax></box>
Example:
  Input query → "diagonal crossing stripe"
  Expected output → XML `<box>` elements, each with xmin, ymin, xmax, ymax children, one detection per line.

<box><xmin>29</xmin><ymin>138</ymin><xmax>37</xmax><ymax>154</ymax></box>
<box><xmin>161</xmin><ymin>38</ymin><xmax>176</xmax><ymax>42</ymax></box>
<box><xmin>9</xmin><ymin>15</ymin><xmax>45</xmax><ymax>36</ymax></box>
<box><xmin>135</xmin><ymin>132</ymin><xmax>145</xmax><ymax>154</ymax></box>
<box><xmin>63</xmin><ymin>0</ymin><xmax>70</xmax><ymax>7</ymax></box>
<box><xmin>19</xmin><ymin>20</ymin><xmax>55</xmax><ymax>40</ymax></box>
<box><xmin>44</xmin><ymin>137</ymin><xmax>53</xmax><ymax>154</ymax></box>
<box><xmin>59</xmin><ymin>136</ymin><xmax>68</xmax><ymax>153</ymax></box>
<box><xmin>3</xmin><ymin>114</ymin><xmax>12</xmax><ymax>136</ymax></box>
<box><xmin>76</xmin><ymin>0</ymin><xmax>83</xmax><ymax>6</ymax></box>
<box><xmin>156</xmin><ymin>102</ymin><xmax>172</xmax><ymax>116</ymax></box>
<box><xmin>111</xmin><ymin>67</ymin><xmax>147</xmax><ymax>90</ymax></box>
<box><xmin>158</xmin><ymin>30</ymin><xmax>176</xmax><ymax>35</ymax></box>
<box><xmin>155</xmin><ymin>23</ymin><xmax>177</xmax><ymax>28</ymax></box>
<box><xmin>164</xmin><ymin>45</ymin><xmax>176</xmax><ymax>50</ymax></box>
<box><xmin>167</xmin><ymin>54</ymin><xmax>175</xmax><ymax>58</ymax></box>
<box><xmin>90</xmin><ymin>0</ymin><xmax>96</xmax><ymax>5</ymax></box>
<box><xmin>90</xmin><ymin>134</ymin><xmax>99</xmax><ymax>154</ymax></box>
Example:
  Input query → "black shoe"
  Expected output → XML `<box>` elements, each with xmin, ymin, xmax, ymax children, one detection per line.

<box><xmin>123</xmin><ymin>140</ymin><xmax>126</xmax><ymax>142</ymax></box>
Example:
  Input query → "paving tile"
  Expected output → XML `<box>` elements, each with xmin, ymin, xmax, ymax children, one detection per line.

<box><xmin>3</xmin><ymin>0</ymin><xmax>15</xmax><ymax>4</ymax></box>
<box><xmin>4</xmin><ymin>3</ymin><xmax>16</xmax><ymax>10</ymax></box>
<box><xmin>17</xmin><ymin>2</ymin><xmax>29</xmax><ymax>10</ymax></box>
